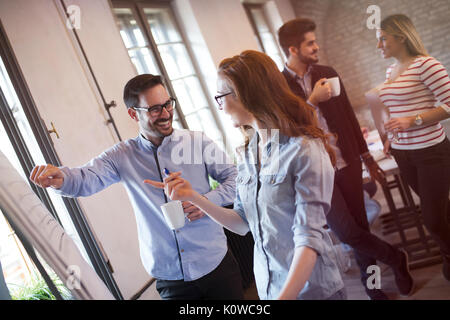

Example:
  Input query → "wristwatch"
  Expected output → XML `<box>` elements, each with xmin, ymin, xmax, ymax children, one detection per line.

<box><xmin>414</xmin><ymin>114</ymin><xmax>423</xmax><ymax>126</ymax></box>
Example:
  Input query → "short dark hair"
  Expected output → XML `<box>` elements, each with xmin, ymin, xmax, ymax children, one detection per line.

<box><xmin>278</xmin><ymin>18</ymin><xmax>316</xmax><ymax>58</ymax></box>
<box><xmin>123</xmin><ymin>74</ymin><xmax>164</xmax><ymax>109</ymax></box>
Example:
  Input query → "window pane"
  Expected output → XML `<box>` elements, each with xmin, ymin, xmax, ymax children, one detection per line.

<box><xmin>114</xmin><ymin>8</ymin><xmax>148</xmax><ymax>48</ymax></box>
<box><xmin>247</xmin><ymin>6</ymin><xmax>285</xmax><ymax>71</ymax></box>
<box><xmin>113</xmin><ymin>4</ymin><xmax>226</xmax><ymax>145</ymax></box>
<box><xmin>158</xmin><ymin>43</ymin><xmax>195</xmax><ymax>80</ymax></box>
<box><xmin>260</xmin><ymin>33</ymin><xmax>284</xmax><ymax>70</ymax></box>
<box><xmin>132</xmin><ymin>28</ymin><xmax>147</xmax><ymax>48</ymax></box>
<box><xmin>172</xmin><ymin>120</ymin><xmax>182</xmax><ymax>129</ymax></box>
<box><xmin>172</xmin><ymin>79</ymin><xmax>195</xmax><ymax>115</ymax></box>
<box><xmin>185</xmin><ymin>113</ymin><xmax>202</xmax><ymax>132</ymax></box>
<box><xmin>0</xmin><ymin>210</ymin><xmax>35</xmax><ymax>288</ymax></box>
<box><xmin>260</xmin><ymin>33</ymin><xmax>278</xmax><ymax>55</ymax></box>
<box><xmin>114</xmin><ymin>8</ymin><xmax>160</xmax><ymax>75</ymax></box>
<box><xmin>184</xmin><ymin>76</ymin><xmax>208</xmax><ymax>108</ymax></box>
<box><xmin>0</xmin><ymin>57</ymin><xmax>91</xmax><ymax>266</ymax></box>
<box><xmin>128</xmin><ymin>48</ymin><xmax>159</xmax><ymax>75</ymax></box>
<box><xmin>198</xmin><ymin>108</ymin><xmax>222</xmax><ymax>141</ymax></box>
<box><xmin>172</xmin><ymin>76</ymin><xmax>208</xmax><ymax>116</ymax></box>
<box><xmin>143</xmin><ymin>8</ymin><xmax>182</xmax><ymax>45</ymax></box>
<box><xmin>250</xmin><ymin>8</ymin><xmax>269</xmax><ymax>33</ymax></box>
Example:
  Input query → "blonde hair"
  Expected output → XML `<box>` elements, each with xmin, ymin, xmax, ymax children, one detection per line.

<box><xmin>380</xmin><ymin>14</ymin><xmax>428</xmax><ymax>57</ymax></box>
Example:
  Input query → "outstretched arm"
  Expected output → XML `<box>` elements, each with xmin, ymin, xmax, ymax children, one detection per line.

<box><xmin>144</xmin><ymin>172</ymin><xmax>249</xmax><ymax>236</ymax></box>
<box><xmin>30</xmin><ymin>164</ymin><xmax>65</xmax><ymax>189</ymax></box>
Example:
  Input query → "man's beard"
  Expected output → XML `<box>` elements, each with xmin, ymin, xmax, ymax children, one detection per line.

<box><xmin>150</xmin><ymin>116</ymin><xmax>174</xmax><ymax>137</ymax></box>
<box><xmin>299</xmin><ymin>51</ymin><xmax>319</xmax><ymax>65</ymax></box>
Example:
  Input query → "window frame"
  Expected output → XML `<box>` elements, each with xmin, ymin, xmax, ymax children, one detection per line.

<box><xmin>111</xmin><ymin>0</ymin><xmax>228</xmax><ymax>147</ymax></box>
<box><xmin>0</xmin><ymin>20</ymin><xmax>123</xmax><ymax>300</ymax></box>
<box><xmin>243</xmin><ymin>2</ymin><xmax>286</xmax><ymax>65</ymax></box>
<box><xmin>112</xmin><ymin>0</ymin><xmax>188</xmax><ymax>129</ymax></box>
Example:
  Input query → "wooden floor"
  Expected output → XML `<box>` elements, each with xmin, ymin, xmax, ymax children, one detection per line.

<box><xmin>244</xmin><ymin>181</ymin><xmax>450</xmax><ymax>300</ymax></box>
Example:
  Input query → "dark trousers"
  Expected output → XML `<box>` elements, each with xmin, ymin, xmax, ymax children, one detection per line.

<box><xmin>156</xmin><ymin>249</ymin><xmax>244</xmax><ymax>300</ymax></box>
<box><xmin>326</xmin><ymin>160</ymin><xmax>401</xmax><ymax>285</ymax></box>
<box><xmin>391</xmin><ymin>138</ymin><xmax>450</xmax><ymax>256</ymax></box>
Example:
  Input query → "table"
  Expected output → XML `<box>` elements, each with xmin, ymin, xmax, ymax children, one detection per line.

<box><xmin>363</xmin><ymin>142</ymin><xmax>443</xmax><ymax>270</ymax></box>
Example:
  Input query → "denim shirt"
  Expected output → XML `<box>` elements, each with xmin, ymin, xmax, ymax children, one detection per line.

<box><xmin>233</xmin><ymin>131</ymin><xmax>344</xmax><ymax>299</ymax></box>
<box><xmin>54</xmin><ymin>129</ymin><xmax>237</xmax><ymax>281</ymax></box>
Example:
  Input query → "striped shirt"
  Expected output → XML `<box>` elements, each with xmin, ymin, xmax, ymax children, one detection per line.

<box><xmin>380</xmin><ymin>56</ymin><xmax>450</xmax><ymax>150</ymax></box>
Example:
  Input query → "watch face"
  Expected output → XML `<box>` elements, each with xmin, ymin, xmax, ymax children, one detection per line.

<box><xmin>415</xmin><ymin>116</ymin><xmax>423</xmax><ymax>125</ymax></box>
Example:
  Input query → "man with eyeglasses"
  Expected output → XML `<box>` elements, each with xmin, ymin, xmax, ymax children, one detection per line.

<box><xmin>29</xmin><ymin>74</ymin><xmax>243</xmax><ymax>300</ymax></box>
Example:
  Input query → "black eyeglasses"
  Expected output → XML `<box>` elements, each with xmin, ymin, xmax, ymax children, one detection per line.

<box><xmin>214</xmin><ymin>92</ymin><xmax>233</xmax><ymax>109</ymax></box>
<box><xmin>133</xmin><ymin>98</ymin><xmax>176</xmax><ymax>117</ymax></box>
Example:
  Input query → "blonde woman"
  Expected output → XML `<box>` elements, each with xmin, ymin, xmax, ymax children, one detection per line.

<box><xmin>376</xmin><ymin>14</ymin><xmax>450</xmax><ymax>281</ymax></box>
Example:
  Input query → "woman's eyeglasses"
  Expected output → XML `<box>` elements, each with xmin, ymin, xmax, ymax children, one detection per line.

<box><xmin>133</xmin><ymin>98</ymin><xmax>176</xmax><ymax>117</ymax></box>
<box><xmin>214</xmin><ymin>92</ymin><xmax>233</xmax><ymax>109</ymax></box>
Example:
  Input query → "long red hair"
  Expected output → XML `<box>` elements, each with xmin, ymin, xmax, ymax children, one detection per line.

<box><xmin>218</xmin><ymin>50</ymin><xmax>336</xmax><ymax>165</ymax></box>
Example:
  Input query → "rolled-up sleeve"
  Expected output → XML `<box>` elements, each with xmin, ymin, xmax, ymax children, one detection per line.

<box><xmin>291</xmin><ymin>139</ymin><xmax>335</xmax><ymax>256</ymax></box>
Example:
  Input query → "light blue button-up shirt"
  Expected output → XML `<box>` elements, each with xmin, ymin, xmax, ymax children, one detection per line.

<box><xmin>233</xmin><ymin>131</ymin><xmax>344</xmax><ymax>299</ymax></box>
<box><xmin>55</xmin><ymin>129</ymin><xmax>237</xmax><ymax>281</ymax></box>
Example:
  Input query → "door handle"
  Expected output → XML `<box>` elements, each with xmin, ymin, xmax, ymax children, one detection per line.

<box><xmin>47</xmin><ymin>121</ymin><xmax>60</xmax><ymax>139</ymax></box>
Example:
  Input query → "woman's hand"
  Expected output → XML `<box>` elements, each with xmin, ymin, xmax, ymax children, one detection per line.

<box><xmin>182</xmin><ymin>201</ymin><xmax>206</xmax><ymax>222</ymax></box>
<box><xmin>144</xmin><ymin>172</ymin><xmax>198</xmax><ymax>202</ymax></box>
<box><xmin>146</xmin><ymin>172</ymin><xmax>249</xmax><ymax>235</ymax></box>
<box><xmin>384</xmin><ymin>116</ymin><xmax>414</xmax><ymax>131</ymax></box>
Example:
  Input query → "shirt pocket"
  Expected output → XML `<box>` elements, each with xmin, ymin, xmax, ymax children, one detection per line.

<box><xmin>259</xmin><ymin>173</ymin><xmax>291</xmax><ymax>203</ymax></box>
<box><xmin>236</xmin><ymin>174</ymin><xmax>254</xmax><ymax>203</ymax></box>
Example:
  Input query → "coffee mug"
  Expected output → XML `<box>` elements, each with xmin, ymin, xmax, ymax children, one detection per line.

<box><xmin>327</xmin><ymin>77</ymin><xmax>341</xmax><ymax>97</ymax></box>
<box><xmin>161</xmin><ymin>200</ymin><xmax>185</xmax><ymax>230</ymax></box>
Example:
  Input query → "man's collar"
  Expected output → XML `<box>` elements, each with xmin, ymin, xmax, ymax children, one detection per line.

<box><xmin>284</xmin><ymin>63</ymin><xmax>313</xmax><ymax>79</ymax></box>
<box><xmin>138</xmin><ymin>129</ymin><xmax>176</xmax><ymax>150</ymax></box>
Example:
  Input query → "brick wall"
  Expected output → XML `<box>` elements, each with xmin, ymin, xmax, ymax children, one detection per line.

<box><xmin>290</xmin><ymin>0</ymin><xmax>450</xmax><ymax>128</ymax></box>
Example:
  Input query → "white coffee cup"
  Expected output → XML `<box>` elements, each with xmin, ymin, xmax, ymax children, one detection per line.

<box><xmin>161</xmin><ymin>200</ymin><xmax>185</xmax><ymax>230</ymax></box>
<box><xmin>327</xmin><ymin>77</ymin><xmax>341</xmax><ymax>97</ymax></box>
